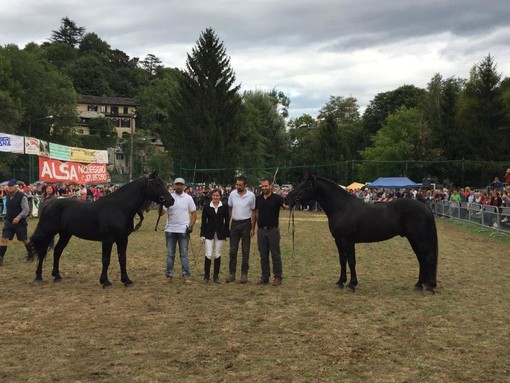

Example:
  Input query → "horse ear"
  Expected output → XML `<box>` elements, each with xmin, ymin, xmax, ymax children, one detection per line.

<box><xmin>149</xmin><ymin>170</ymin><xmax>158</xmax><ymax>179</ymax></box>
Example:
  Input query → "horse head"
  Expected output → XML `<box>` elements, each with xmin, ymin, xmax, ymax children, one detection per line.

<box><xmin>146</xmin><ymin>171</ymin><xmax>174</xmax><ymax>207</ymax></box>
<box><xmin>285</xmin><ymin>173</ymin><xmax>316</xmax><ymax>207</ymax></box>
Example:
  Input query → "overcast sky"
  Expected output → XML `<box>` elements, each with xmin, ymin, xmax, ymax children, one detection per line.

<box><xmin>1</xmin><ymin>0</ymin><xmax>510</xmax><ymax>118</ymax></box>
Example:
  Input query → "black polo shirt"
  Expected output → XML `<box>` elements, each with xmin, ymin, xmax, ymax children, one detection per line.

<box><xmin>255</xmin><ymin>192</ymin><xmax>285</xmax><ymax>228</ymax></box>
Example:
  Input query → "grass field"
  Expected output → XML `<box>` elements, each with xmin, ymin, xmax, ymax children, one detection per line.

<box><xmin>0</xmin><ymin>211</ymin><xmax>509</xmax><ymax>383</ymax></box>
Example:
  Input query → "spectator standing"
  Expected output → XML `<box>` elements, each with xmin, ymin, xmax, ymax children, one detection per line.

<box><xmin>449</xmin><ymin>189</ymin><xmax>461</xmax><ymax>219</ymax></box>
<box><xmin>488</xmin><ymin>190</ymin><xmax>503</xmax><ymax>228</ymax></box>
<box><xmin>490</xmin><ymin>177</ymin><xmax>504</xmax><ymax>191</ymax></box>
<box><xmin>200</xmin><ymin>189</ymin><xmax>230</xmax><ymax>283</ymax></box>
<box><xmin>162</xmin><ymin>178</ymin><xmax>197</xmax><ymax>284</ymax></box>
<box><xmin>505</xmin><ymin>168</ymin><xmax>510</xmax><ymax>185</ymax></box>
<box><xmin>226</xmin><ymin>175</ymin><xmax>256</xmax><ymax>284</ymax></box>
<box><xmin>0</xmin><ymin>180</ymin><xmax>33</xmax><ymax>266</ymax></box>
<box><xmin>254</xmin><ymin>178</ymin><xmax>287</xmax><ymax>286</ymax></box>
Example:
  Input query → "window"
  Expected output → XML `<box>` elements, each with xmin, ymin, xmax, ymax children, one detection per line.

<box><xmin>111</xmin><ymin>106</ymin><xmax>119</xmax><ymax>115</ymax></box>
<box><xmin>116</xmin><ymin>154</ymin><xmax>124</xmax><ymax>160</ymax></box>
<box><xmin>101</xmin><ymin>105</ymin><xmax>107</xmax><ymax>113</ymax></box>
<box><xmin>121</xmin><ymin>119</ymin><xmax>131</xmax><ymax>128</ymax></box>
<box><xmin>123</xmin><ymin>107</ymin><xmax>129</xmax><ymax>114</ymax></box>
<box><xmin>110</xmin><ymin>118</ymin><xmax>120</xmax><ymax>127</ymax></box>
<box><xmin>88</xmin><ymin>105</ymin><xmax>98</xmax><ymax>111</ymax></box>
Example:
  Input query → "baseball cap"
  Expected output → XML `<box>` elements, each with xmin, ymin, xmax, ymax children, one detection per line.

<box><xmin>7</xmin><ymin>179</ymin><xmax>18</xmax><ymax>187</ymax></box>
<box><xmin>174</xmin><ymin>177</ymin><xmax>185</xmax><ymax>185</ymax></box>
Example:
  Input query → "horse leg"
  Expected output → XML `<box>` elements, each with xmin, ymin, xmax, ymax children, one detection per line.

<box><xmin>343</xmin><ymin>240</ymin><xmax>358</xmax><ymax>291</ymax></box>
<box><xmin>408</xmin><ymin>237</ymin><xmax>435</xmax><ymax>293</ymax></box>
<box><xmin>134</xmin><ymin>212</ymin><xmax>143</xmax><ymax>231</ymax></box>
<box><xmin>52</xmin><ymin>233</ymin><xmax>72</xmax><ymax>282</ymax></box>
<box><xmin>34</xmin><ymin>240</ymin><xmax>50</xmax><ymax>282</ymax></box>
<box><xmin>335</xmin><ymin>237</ymin><xmax>347</xmax><ymax>288</ymax></box>
<box><xmin>116</xmin><ymin>236</ymin><xmax>132</xmax><ymax>286</ymax></box>
<box><xmin>100</xmin><ymin>241</ymin><xmax>114</xmax><ymax>288</ymax></box>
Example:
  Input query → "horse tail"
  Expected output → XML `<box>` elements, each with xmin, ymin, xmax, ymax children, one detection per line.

<box><xmin>29</xmin><ymin>200</ymin><xmax>61</xmax><ymax>262</ymax></box>
<box><xmin>29</xmin><ymin>226</ymin><xmax>51</xmax><ymax>263</ymax></box>
<box><xmin>428</xmin><ymin>213</ymin><xmax>439</xmax><ymax>289</ymax></box>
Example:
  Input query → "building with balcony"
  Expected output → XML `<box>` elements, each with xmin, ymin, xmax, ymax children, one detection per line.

<box><xmin>76</xmin><ymin>95</ymin><xmax>137</xmax><ymax>177</ymax></box>
<box><xmin>77</xmin><ymin>95</ymin><xmax>137</xmax><ymax>138</ymax></box>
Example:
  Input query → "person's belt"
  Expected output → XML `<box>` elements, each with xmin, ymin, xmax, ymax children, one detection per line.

<box><xmin>232</xmin><ymin>218</ymin><xmax>251</xmax><ymax>223</ymax></box>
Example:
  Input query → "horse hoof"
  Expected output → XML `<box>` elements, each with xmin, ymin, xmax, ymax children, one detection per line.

<box><xmin>123</xmin><ymin>279</ymin><xmax>133</xmax><ymax>287</ymax></box>
<box><xmin>347</xmin><ymin>283</ymin><xmax>356</xmax><ymax>292</ymax></box>
<box><xmin>414</xmin><ymin>284</ymin><xmax>424</xmax><ymax>291</ymax></box>
<box><xmin>34</xmin><ymin>277</ymin><xmax>43</xmax><ymax>283</ymax></box>
<box><xmin>102</xmin><ymin>281</ymin><xmax>112</xmax><ymax>288</ymax></box>
<box><xmin>53</xmin><ymin>276</ymin><xmax>62</xmax><ymax>282</ymax></box>
<box><xmin>426</xmin><ymin>287</ymin><xmax>436</xmax><ymax>295</ymax></box>
<box><xmin>336</xmin><ymin>282</ymin><xmax>344</xmax><ymax>289</ymax></box>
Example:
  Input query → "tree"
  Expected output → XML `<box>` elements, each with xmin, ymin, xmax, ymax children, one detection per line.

<box><xmin>455</xmin><ymin>54</ymin><xmax>508</xmax><ymax>160</ymax></box>
<box><xmin>79</xmin><ymin>117</ymin><xmax>118</xmax><ymax>150</ymax></box>
<box><xmin>109</xmin><ymin>50</ymin><xmax>149</xmax><ymax>97</ymax></box>
<box><xmin>359</xmin><ymin>107</ymin><xmax>431</xmax><ymax>181</ymax></box>
<box><xmin>140</xmin><ymin>54</ymin><xmax>163</xmax><ymax>77</ymax></box>
<box><xmin>79</xmin><ymin>32</ymin><xmax>111</xmax><ymax>58</ymax></box>
<box><xmin>241</xmin><ymin>89</ymin><xmax>290</xmax><ymax>169</ymax></box>
<box><xmin>50</xmin><ymin>17</ymin><xmax>85</xmax><ymax>47</ymax></box>
<box><xmin>318</xmin><ymin>96</ymin><xmax>364</xmax><ymax>160</ymax></box>
<box><xmin>361</xmin><ymin>85</ymin><xmax>426</xmax><ymax>146</ymax></box>
<box><xmin>420</xmin><ymin>74</ymin><xmax>464</xmax><ymax>159</ymax></box>
<box><xmin>69</xmin><ymin>55</ymin><xmax>112</xmax><ymax>96</ymax></box>
<box><xmin>168</xmin><ymin>28</ymin><xmax>243</xmax><ymax>182</ymax></box>
<box><xmin>136</xmin><ymin>67</ymin><xmax>183</xmax><ymax>142</ymax></box>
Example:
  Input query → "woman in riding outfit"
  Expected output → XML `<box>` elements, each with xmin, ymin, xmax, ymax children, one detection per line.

<box><xmin>200</xmin><ymin>188</ymin><xmax>230</xmax><ymax>283</ymax></box>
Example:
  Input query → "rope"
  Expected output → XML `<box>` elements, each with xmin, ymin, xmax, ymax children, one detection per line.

<box><xmin>288</xmin><ymin>208</ymin><xmax>296</xmax><ymax>258</ymax></box>
<box><xmin>187</xmin><ymin>232</ymin><xmax>199</xmax><ymax>271</ymax></box>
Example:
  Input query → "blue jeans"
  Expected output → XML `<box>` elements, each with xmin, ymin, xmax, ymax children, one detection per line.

<box><xmin>165</xmin><ymin>232</ymin><xmax>191</xmax><ymax>277</ymax></box>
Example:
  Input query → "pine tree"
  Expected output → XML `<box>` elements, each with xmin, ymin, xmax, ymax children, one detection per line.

<box><xmin>169</xmin><ymin>28</ymin><xmax>243</xmax><ymax>176</ymax></box>
<box><xmin>50</xmin><ymin>17</ymin><xmax>85</xmax><ymax>47</ymax></box>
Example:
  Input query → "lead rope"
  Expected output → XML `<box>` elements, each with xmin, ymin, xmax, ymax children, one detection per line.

<box><xmin>288</xmin><ymin>207</ymin><xmax>296</xmax><ymax>258</ymax></box>
<box><xmin>187</xmin><ymin>231</ymin><xmax>199</xmax><ymax>271</ymax></box>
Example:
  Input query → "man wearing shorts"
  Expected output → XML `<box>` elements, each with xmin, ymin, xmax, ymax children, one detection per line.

<box><xmin>0</xmin><ymin>180</ymin><xmax>32</xmax><ymax>266</ymax></box>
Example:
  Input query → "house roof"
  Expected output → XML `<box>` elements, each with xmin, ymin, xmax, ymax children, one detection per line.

<box><xmin>79</xmin><ymin>95</ymin><xmax>137</xmax><ymax>107</ymax></box>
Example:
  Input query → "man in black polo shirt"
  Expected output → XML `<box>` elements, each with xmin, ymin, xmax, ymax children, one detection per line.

<box><xmin>0</xmin><ymin>179</ymin><xmax>33</xmax><ymax>266</ymax></box>
<box><xmin>254</xmin><ymin>178</ymin><xmax>288</xmax><ymax>286</ymax></box>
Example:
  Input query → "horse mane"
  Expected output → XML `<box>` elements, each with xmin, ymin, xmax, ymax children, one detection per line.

<box><xmin>315</xmin><ymin>175</ymin><xmax>353</xmax><ymax>198</ymax></box>
<box><xmin>100</xmin><ymin>176</ymin><xmax>148</xmax><ymax>202</ymax></box>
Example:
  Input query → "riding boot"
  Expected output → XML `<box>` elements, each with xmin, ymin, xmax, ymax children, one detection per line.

<box><xmin>203</xmin><ymin>257</ymin><xmax>211</xmax><ymax>283</ymax></box>
<box><xmin>213</xmin><ymin>257</ymin><xmax>221</xmax><ymax>283</ymax></box>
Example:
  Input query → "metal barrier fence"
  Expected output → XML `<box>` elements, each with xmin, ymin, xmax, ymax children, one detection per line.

<box><xmin>428</xmin><ymin>201</ymin><xmax>510</xmax><ymax>237</ymax></box>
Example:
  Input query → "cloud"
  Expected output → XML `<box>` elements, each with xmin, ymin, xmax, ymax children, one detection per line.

<box><xmin>1</xmin><ymin>0</ymin><xmax>510</xmax><ymax>118</ymax></box>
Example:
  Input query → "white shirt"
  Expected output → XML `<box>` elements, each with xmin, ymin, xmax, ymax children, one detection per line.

<box><xmin>228</xmin><ymin>189</ymin><xmax>256</xmax><ymax>220</ymax></box>
<box><xmin>210</xmin><ymin>200</ymin><xmax>223</xmax><ymax>213</ymax></box>
<box><xmin>164</xmin><ymin>192</ymin><xmax>196</xmax><ymax>233</ymax></box>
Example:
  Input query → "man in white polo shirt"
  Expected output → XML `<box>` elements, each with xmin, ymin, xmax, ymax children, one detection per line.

<box><xmin>226</xmin><ymin>175</ymin><xmax>256</xmax><ymax>284</ymax></box>
<box><xmin>162</xmin><ymin>177</ymin><xmax>197</xmax><ymax>284</ymax></box>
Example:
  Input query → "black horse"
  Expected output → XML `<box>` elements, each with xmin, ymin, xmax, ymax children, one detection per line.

<box><xmin>285</xmin><ymin>174</ymin><xmax>438</xmax><ymax>293</ymax></box>
<box><xmin>29</xmin><ymin>172</ymin><xmax>174</xmax><ymax>287</ymax></box>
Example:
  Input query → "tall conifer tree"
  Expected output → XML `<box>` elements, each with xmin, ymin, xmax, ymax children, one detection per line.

<box><xmin>169</xmin><ymin>28</ymin><xmax>243</xmax><ymax>174</ymax></box>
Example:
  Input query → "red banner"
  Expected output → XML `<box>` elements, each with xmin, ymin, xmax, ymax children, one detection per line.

<box><xmin>38</xmin><ymin>157</ymin><xmax>110</xmax><ymax>184</ymax></box>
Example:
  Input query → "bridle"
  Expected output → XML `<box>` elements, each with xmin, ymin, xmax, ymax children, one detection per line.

<box><xmin>287</xmin><ymin>176</ymin><xmax>316</xmax><ymax>258</ymax></box>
